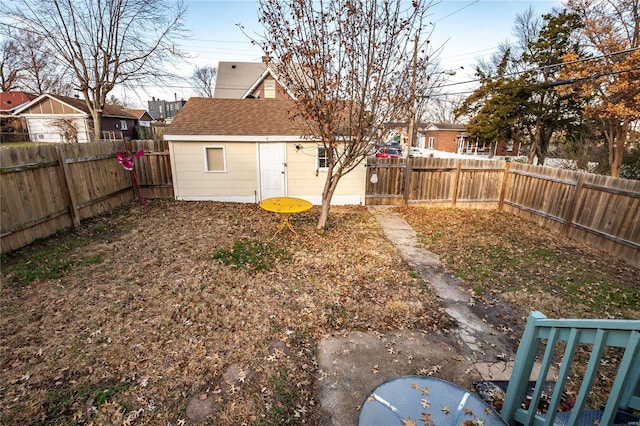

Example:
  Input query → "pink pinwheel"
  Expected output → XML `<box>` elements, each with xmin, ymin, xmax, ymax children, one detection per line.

<box><xmin>116</xmin><ymin>149</ymin><xmax>147</xmax><ymax>209</ymax></box>
<box><xmin>117</xmin><ymin>149</ymin><xmax>144</xmax><ymax>171</ymax></box>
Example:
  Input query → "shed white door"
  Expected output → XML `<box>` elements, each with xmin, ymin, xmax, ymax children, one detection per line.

<box><xmin>26</xmin><ymin>116</ymin><xmax>90</xmax><ymax>143</ymax></box>
<box><xmin>259</xmin><ymin>143</ymin><xmax>286</xmax><ymax>200</ymax></box>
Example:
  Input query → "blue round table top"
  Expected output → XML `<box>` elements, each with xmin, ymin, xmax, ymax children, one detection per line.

<box><xmin>359</xmin><ymin>376</ymin><xmax>508</xmax><ymax>426</ymax></box>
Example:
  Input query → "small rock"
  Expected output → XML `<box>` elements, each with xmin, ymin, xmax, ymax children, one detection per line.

<box><xmin>186</xmin><ymin>392</ymin><xmax>218</xmax><ymax>422</ymax></box>
<box><xmin>223</xmin><ymin>363</ymin><xmax>244</xmax><ymax>385</ymax></box>
<box><xmin>267</xmin><ymin>340</ymin><xmax>290</xmax><ymax>356</ymax></box>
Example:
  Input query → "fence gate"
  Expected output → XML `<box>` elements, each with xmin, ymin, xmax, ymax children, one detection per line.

<box><xmin>365</xmin><ymin>157</ymin><xmax>406</xmax><ymax>205</ymax></box>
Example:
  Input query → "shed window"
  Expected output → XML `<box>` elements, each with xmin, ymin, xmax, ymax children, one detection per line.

<box><xmin>317</xmin><ymin>146</ymin><xmax>328</xmax><ymax>170</ymax></box>
<box><xmin>120</xmin><ymin>120</ymin><xmax>128</xmax><ymax>130</ymax></box>
<box><xmin>428</xmin><ymin>136</ymin><xmax>435</xmax><ymax>149</ymax></box>
<box><xmin>205</xmin><ymin>146</ymin><xmax>226</xmax><ymax>172</ymax></box>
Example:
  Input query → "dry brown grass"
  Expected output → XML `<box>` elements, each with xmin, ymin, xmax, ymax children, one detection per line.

<box><xmin>2</xmin><ymin>202</ymin><xmax>637</xmax><ymax>425</ymax></box>
<box><xmin>399</xmin><ymin>206</ymin><xmax>639</xmax><ymax>409</ymax></box>
<box><xmin>398</xmin><ymin>207</ymin><xmax>639</xmax><ymax>321</ymax></box>
<box><xmin>1</xmin><ymin>201</ymin><xmax>450</xmax><ymax>425</ymax></box>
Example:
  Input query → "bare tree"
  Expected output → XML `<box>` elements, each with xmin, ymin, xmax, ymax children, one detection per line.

<box><xmin>256</xmin><ymin>0</ymin><xmax>437</xmax><ymax>229</ymax></box>
<box><xmin>1</xmin><ymin>0</ymin><xmax>187</xmax><ymax>140</ymax></box>
<box><xmin>421</xmin><ymin>93</ymin><xmax>465</xmax><ymax>124</ymax></box>
<box><xmin>107</xmin><ymin>94</ymin><xmax>133</xmax><ymax>109</ymax></box>
<box><xmin>13</xmin><ymin>30</ymin><xmax>73</xmax><ymax>95</ymax></box>
<box><xmin>191</xmin><ymin>65</ymin><xmax>217</xmax><ymax>98</ymax></box>
<box><xmin>0</xmin><ymin>38</ymin><xmax>21</xmax><ymax>91</ymax></box>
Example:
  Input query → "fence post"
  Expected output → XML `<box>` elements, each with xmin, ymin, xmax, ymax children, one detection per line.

<box><xmin>562</xmin><ymin>172</ymin><xmax>585</xmax><ymax>236</ymax></box>
<box><xmin>451</xmin><ymin>161</ymin><xmax>462</xmax><ymax>207</ymax></box>
<box><xmin>403</xmin><ymin>157</ymin><xmax>412</xmax><ymax>206</ymax></box>
<box><xmin>55</xmin><ymin>145</ymin><xmax>81</xmax><ymax>228</ymax></box>
<box><xmin>498</xmin><ymin>161</ymin><xmax>512</xmax><ymax>211</ymax></box>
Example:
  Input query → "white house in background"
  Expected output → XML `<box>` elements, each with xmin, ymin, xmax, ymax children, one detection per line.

<box><xmin>163</xmin><ymin>97</ymin><xmax>366</xmax><ymax>205</ymax></box>
<box><xmin>14</xmin><ymin>93</ymin><xmax>137</xmax><ymax>143</ymax></box>
<box><xmin>125</xmin><ymin>109</ymin><xmax>154</xmax><ymax>128</ymax></box>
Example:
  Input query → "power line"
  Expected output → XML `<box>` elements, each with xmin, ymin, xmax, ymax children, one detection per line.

<box><xmin>544</xmin><ymin>66</ymin><xmax>640</xmax><ymax>87</ymax></box>
<box><xmin>437</xmin><ymin>46</ymin><xmax>640</xmax><ymax>89</ymax></box>
<box><xmin>434</xmin><ymin>0</ymin><xmax>479</xmax><ymax>22</ymax></box>
<box><xmin>429</xmin><ymin>65</ymin><xmax>640</xmax><ymax>97</ymax></box>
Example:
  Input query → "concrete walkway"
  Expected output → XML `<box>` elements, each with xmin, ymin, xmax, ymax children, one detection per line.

<box><xmin>316</xmin><ymin>206</ymin><xmax>516</xmax><ymax>425</ymax></box>
<box><xmin>367</xmin><ymin>206</ymin><xmax>511</xmax><ymax>358</ymax></box>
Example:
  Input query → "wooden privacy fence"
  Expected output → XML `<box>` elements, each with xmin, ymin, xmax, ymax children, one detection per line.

<box><xmin>366</xmin><ymin>157</ymin><xmax>640</xmax><ymax>267</ymax></box>
<box><xmin>1</xmin><ymin>140</ymin><xmax>172</xmax><ymax>253</ymax></box>
<box><xmin>2</xmin><ymin>148</ymin><xmax>638</xmax><ymax>267</ymax></box>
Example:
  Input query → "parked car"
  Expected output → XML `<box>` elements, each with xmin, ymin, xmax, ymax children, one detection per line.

<box><xmin>409</xmin><ymin>147</ymin><xmax>426</xmax><ymax>158</ymax></box>
<box><xmin>376</xmin><ymin>146</ymin><xmax>402</xmax><ymax>158</ymax></box>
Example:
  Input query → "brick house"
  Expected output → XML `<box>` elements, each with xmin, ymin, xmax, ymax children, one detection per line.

<box><xmin>0</xmin><ymin>91</ymin><xmax>36</xmax><ymax>142</ymax></box>
<box><xmin>420</xmin><ymin>123</ymin><xmax>520</xmax><ymax>156</ymax></box>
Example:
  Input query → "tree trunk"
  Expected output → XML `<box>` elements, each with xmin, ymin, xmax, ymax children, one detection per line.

<box><xmin>605</xmin><ymin>117</ymin><xmax>627</xmax><ymax>178</ymax></box>
<box><xmin>537</xmin><ymin>128</ymin><xmax>553</xmax><ymax>166</ymax></box>
<box><xmin>317</xmin><ymin>198</ymin><xmax>331</xmax><ymax>230</ymax></box>
<box><xmin>528</xmin><ymin>131</ymin><xmax>541</xmax><ymax>164</ymax></box>
<box><xmin>609</xmin><ymin>127</ymin><xmax>625</xmax><ymax>178</ymax></box>
<box><xmin>317</xmin><ymin>170</ymin><xmax>341</xmax><ymax>230</ymax></box>
<box><xmin>91</xmin><ymin>110</ymin><xmax>103</xmax><ymax>141</ymax></box>
<box><xmin>610</xmin><ymin>152</ymin><xmax>622</xmax><ymax>177</ymax></box>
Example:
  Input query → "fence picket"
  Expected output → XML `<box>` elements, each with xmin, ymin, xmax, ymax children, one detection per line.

<box><xmin>55</xmin><ymin>145</ymin><xmax>81</xmax><ymax>227</ymax></box>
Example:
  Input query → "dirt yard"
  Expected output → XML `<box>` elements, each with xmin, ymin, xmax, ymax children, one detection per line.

<box><xmin>1</xmin><ymin>201</ymin><xmax>638</xmax><ymax>425</ymax></box>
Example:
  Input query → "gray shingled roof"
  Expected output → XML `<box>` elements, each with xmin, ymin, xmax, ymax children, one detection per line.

<box><xmin>214</xmin><ymin>62</ymin><xmax>269</xmax><ymax>99</ymax></box>
<box><xmin>165</xmin><ymin>98</ymin><xmax>306</xmax><ymax>136</ymax></box>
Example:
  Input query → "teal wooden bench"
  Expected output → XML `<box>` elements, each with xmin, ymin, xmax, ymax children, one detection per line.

<box><xmin>500</xmin><ymin>311</ymin><xmax>640</xmax><ymax>426</ymax></box>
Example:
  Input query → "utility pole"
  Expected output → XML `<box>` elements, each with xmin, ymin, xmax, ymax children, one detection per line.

<box><xmin>407</xmin><ymin>33</ymin><xmax>419</xmax><ymax>149</ymax></box>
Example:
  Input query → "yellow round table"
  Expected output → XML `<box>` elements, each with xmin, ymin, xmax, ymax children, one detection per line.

<box><xmin>259</xmin><ymin>197</ymin><xmax>313</xmax><ymax>236</ymax></box>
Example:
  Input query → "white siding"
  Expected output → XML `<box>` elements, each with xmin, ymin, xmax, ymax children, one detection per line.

<box><xmin>169</xmin><ymin>141</ymin><xmax>260</xmax><ymax>201</ymax></box>
<box><xmin>168</xmin><ymin>140</ymin><xmax>366</xmax><ymax>205</ymax></box>
<box><xmin>286</xmin><ymin>143</ymin><xmax>366</xmax><ymax>205</ymax></box>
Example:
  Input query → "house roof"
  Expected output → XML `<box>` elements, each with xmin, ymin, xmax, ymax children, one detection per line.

<box><xmin>0</xmin><ymin>91</ymin><xmax>37</xmax><ymax>112</ymax></box>
<box><xmin>214</xmin><ymin>62</ymin><xmax>269</xmax><ymax>99</ymax></box>
<box><xmin>14</xmin><ymin>93</ymin><xmax>136</xmax><ymax>119</ymax></box>
<box><xmin>242</xmin><ymin>67</ymin><xmax>296</xmax><ymax>100</ymax></box>
<box><xmin>426</xmin><ymin>123</ymin><xmax>466</xmax><ymax>131</ymax></box>
<box><xmin>55</xmin><ymin>95</ymin><xmax>137</xmax><ymax>118</ymax></box>
<box><xmin>125</xmin><ymin>109</ymin><xmax>153</xmax><ymax>120</ymax></box>
<box><xmin>165</xmin><ymin>98</ymin><xmax>306</xmax><ymax>137</ymax></box>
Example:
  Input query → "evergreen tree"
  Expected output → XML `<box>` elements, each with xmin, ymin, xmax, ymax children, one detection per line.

<box><xmin>457</xmin><ymin>9</ymin><xmax>586</xmax><ymax>164</ymax></box>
